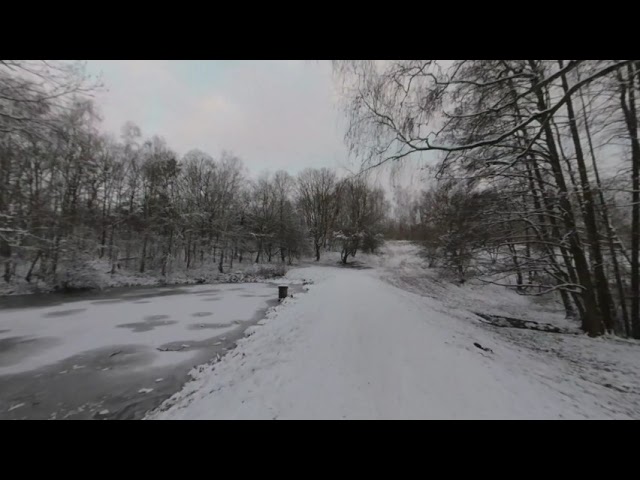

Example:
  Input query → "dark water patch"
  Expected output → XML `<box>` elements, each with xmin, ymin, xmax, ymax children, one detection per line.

<box><xmin>0</xmin><ymin>284</ymin><xmax>195</xmax><ymax>310</ymax></box>
<box><xmin>53</xmin><ymin>285</ymin><xmax>95</xmax><ymax>294</ymax></box>
<box><xmin>143</xmin><ymin>314</ymin><xmax>170</xmax><ymax>321</ymax></box>
<box><xmin>43</xmin><ymin>308</ymin><xmax>87</xmax><ymax>318</ymax></box>
<box><xmin>117</xmin><ymin>319</ymin><xmax>177</xmax><ymax>333</ymax></box>
<box><xmin>0</xmin><ymin>336</ymin><xmax>61</xmax><ymax>368</ymax></box>
<box><xmin>91</xmin><ymin>299</ymin><xmax>126</xmax><ymax>305</ymax></box>
<box><xmin>134</xmin><ymin>288</ymin><xmax>190</xmax><ymax>298</ymax></box>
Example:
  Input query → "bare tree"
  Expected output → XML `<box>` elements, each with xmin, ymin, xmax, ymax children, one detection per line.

<box><xmin>296</xmin><ymin>168</ymin><xmax>340</xmax><ymax>261</ymax></box>
<box><xmin>335</xmin><ymin>59</ymin><xmax>640</xmax><ymax>337</ymax></box>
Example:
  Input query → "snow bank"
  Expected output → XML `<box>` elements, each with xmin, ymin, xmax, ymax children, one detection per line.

<box><xmin>0</xmin><ymin>258</ymin><xmax>288</xmax><ymax>297</ymax></box>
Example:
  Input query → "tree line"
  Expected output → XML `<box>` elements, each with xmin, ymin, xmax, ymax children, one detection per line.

<box><xmin>0</xmin><ymin>60</ymin><xmax>388</xmax><ymax>292</ymax></box>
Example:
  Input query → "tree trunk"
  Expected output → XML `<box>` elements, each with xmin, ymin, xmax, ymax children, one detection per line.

<box><xmin>51</xmin><ymin>234</ymin><xmax>61</xmax><ymax>276</ymax></box>
<box><xmin>161</xmin><ymin>230</ymin><xmax>173</xmax><ymax>277</ymax></box>
<box><xmin>4</xmin><ymin>259</ymin><xmax>11</xmax><ymax>283</ymax></box>
<box><xmin>619</xmin><ymin>64</ymin><xmax>640</xmax><ymax>338</ymax></box>
<box><xmin>218</xmin><ymin>247</ymin><xmax>225</xmax><ymax>274</ymax></box>
<box><xmin>559</xmin><ymin>61</ymin><xmax>614</xmax><ymax>332</ymax></box>
<box><xmin>255</xmin><ymin>239</ymin><xmax>262</xmax><ymax>263</ymax></box>
<box><xmin>528</xmin><ymin>61</ymin><xmax>602</xmax><ymax>336</ymax></box>
<box><xmin>579</xmin><ymin>83</ymin><xmax>630</xmax><ymax>335</ymax></box>
<box><xmin>99</xmin><ymin>196</ymin><xmax>108</xmax><ymax>259</ymax></box>
<box><xmin>25</xmin><ymin>251</ymin><xmax>42</xmax><ymax>283</ymax></box>
<box><xmin>186</xmin><ymin>235</ymin><xmax>191</xmax><ymax>269</ymax></box>
<box><xmin>511</xmin><ymin>79</ymin><xmax>579</xmax><ymax>319</ymax></box>
<box><xmin>527</xmin><ymin>149</ymin><xmax>580</xmax><ymax>319</ymax></box>
<box><xmin>507</xmin><ymin>241</ymin><xmax>523</xmax><ymax>292</ymax></box>
<box><xmin>108</xmin><ymin>220</ymin><xmax>117</xmax><ymax>274</ymax></box>
<box><xmin>140</xmin><ymin>233</ymin><xmax>148</xmax><ymax>273</ymax></box>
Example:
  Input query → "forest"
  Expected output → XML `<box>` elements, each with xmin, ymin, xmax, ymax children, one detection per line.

<box><xmin>336</xmin><ymin>60</ymin><xmax>640</xmax><ymax>338</ymax></box>
<box><xmin>0</xmin><ymin>61</ymin><xmax>388</xmax><ymax>295</ymax></box>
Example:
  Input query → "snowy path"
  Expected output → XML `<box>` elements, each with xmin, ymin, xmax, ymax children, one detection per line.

<box><xmin>147</xmin><ymin>243</ymin><xmax>640</xmax><ymax>419</ymax></box>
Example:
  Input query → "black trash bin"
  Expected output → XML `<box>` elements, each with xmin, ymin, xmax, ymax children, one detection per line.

<box><xmin>278</xmin><ymin>285</ymin><xmax>288</xmax><ymax>300</ymax></box>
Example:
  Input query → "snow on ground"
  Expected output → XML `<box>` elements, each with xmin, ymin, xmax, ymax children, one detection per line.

<box><xmin>0</xmin><ymin>283</ymin><xmax>277</xmax><ymax>375</ymax></box>
<box><xmin>374</xmin><ymin>242</ymin><xmax>573</xmax><ymax>330</ymax></box>
<box><xmin>146</xmin><ymin>241</ymin><xmax>640</xmax><ymax>420</ymax></box>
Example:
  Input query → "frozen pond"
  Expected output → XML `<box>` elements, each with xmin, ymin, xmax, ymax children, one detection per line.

<box><xmin>0</xmin><ymin>281</ymin><xmax>299</xmax><ymax>419</ymax></box>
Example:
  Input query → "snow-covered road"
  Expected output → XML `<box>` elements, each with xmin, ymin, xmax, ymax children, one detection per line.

<box><xmin>147</xmin><ymin>243</ymin><xmax>640</xmax><ymax>419</ymax></box>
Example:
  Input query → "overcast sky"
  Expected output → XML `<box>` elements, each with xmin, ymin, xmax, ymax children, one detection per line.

<box><xmin>82</xmin><ymin>60</ymin><xmax>628</xmax><ymax>201</ymax></box>
<box><xmin>85</xmin><ymin>61</ymin><xmax>353</xmax><ymax>175</ymax></box>
<box><xmin>85</xmin><ymin>60</ymin><xmax>431</xmax><ymax>197</ymax></box>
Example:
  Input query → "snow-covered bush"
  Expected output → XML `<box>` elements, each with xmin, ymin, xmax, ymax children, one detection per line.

<box><xmin>247</xmin><ymin>263</ymin><xmax>287</xmax><ymax>279</ymax></box>
<box><xmin>55</xmin><ymin>253</ymin><xmax>103</xmax><ymax>292</ymax></box>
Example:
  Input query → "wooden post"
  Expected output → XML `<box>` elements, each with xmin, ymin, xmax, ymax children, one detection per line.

<box><xmin>278</xmin><ymin>285</ymin><xmax>288</xmax><ymax>300</ymax></box>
